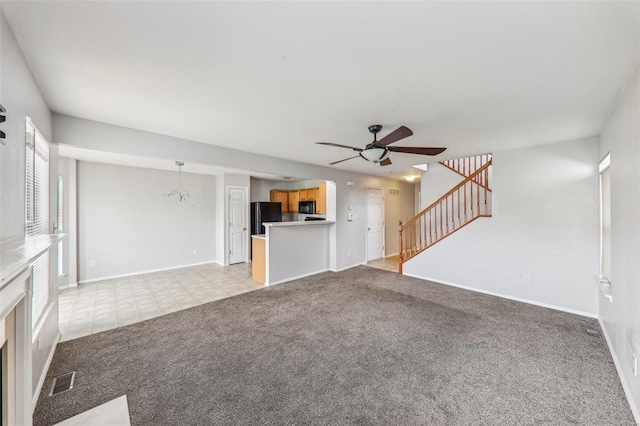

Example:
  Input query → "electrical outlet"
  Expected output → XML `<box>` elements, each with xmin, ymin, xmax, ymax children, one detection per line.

<box><xmin>193</xmin><ymin>249</ymin><xmax>198</xmax><ymax>255</ymax></box>
<box><xmin>348</xmin><ymin>250</ymin><xmax>351</xmax><ymax>257</ymax></box>
<box><xmin>89</xmin><ymin>260</ymin><xmax>96</xmax><ymax>268</ymax></box>
<box><xmin>523</xmin><ymin>275</ymin><xmax>532</xmax><ymax>285</ymax></box>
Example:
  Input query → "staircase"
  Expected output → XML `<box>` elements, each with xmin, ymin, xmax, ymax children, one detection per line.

<box><xmin>398</xmin><ymin>155</ymin><xmax>492</xmax><ymax>273</ymax></box>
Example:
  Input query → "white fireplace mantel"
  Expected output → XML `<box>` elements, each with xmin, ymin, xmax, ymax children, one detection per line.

<box><xmin>1</xmin><ymin>234</ymin><xmax>62</xmax><ymax>426</ymax></box>
<box><xmin>1</xmin><ymin>234</ymin><xmax>64</xmax><ymax>285</ymax></box>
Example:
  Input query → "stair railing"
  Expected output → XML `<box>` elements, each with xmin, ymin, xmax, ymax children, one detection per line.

<box><xmin>398</xmin><ymin>159</ymin><xmax>492</xmax><ymax>273</ymax></box>
<box><xmin>440</xmin><ymin>154</ymin><xmax>492</xmax><ymax>190</ymax></box>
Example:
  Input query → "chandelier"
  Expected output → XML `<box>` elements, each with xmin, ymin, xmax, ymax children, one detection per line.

<box><xmin>165</xmin><ymin>161</ymin><xmax>192</xmax><ymax>205</ymax></box>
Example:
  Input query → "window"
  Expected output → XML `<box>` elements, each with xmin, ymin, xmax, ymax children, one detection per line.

<box><xmin>599</xmin><ymin>153</ymin><xmax>611</xmax><ymax>283</ymax></box>
<box><xmin>25</xmin><ymin>117</ymin><xmax>50</xmax><ymax>323</ymax></box>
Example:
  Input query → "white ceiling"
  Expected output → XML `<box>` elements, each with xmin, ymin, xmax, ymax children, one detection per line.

<box><xmin>4</xmin><ymin>1</ymin><xmax>639</xmax><ymax>178</ymax></box>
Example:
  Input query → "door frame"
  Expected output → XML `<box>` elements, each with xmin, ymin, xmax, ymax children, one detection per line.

<box><xmin>226</xmin><ymin>185</ymin><xmax>249</xmax><ymax>265</ymax></box>
<box><xmin>365</xmin><ymin>186</ymin><xmax>385</xmax><ymax>261</ymax></box>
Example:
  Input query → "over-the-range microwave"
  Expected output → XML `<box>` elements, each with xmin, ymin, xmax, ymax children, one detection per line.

<box><xmin>299</xmin><ymin>200</ymin><xmax>316</xmax><ymax>214</ymax></box>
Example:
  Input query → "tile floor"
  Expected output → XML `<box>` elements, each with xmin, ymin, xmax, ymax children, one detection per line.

<box><xmin>366</xmin><ymin>255</ymin><xmax>400</xmax><ymax>272</ymax></box>
<box><xmin>58</xmin><ymin>262</ymin><xmax>263</xmax><ymax>342</ymax></box>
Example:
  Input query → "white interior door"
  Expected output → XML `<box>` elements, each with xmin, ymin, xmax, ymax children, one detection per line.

<box><xmin>367</xmin><ymin>187</ymin><xmax>384</xmax><ymax>261</ymax></box>
<box><xmin>228</xmin><ymin>187</ymin><xmax>248</xmax><ymax>264</ymax></box>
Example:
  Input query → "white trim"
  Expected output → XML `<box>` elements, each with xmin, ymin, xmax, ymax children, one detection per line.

<box><xmin>598</xmin><ymin>318</ymin><xmax>640</xmax><ymax>425</ymax></box>
<box><xmin>31</xmin><ymin>301</ymin><xmax>54</xmax><ymax>343</ymax></box>
<box><xmin>78</xmin><ymin>261</ymin><xmax>217</xmax><ymax>284</ymax></box>
<box><xmin>402</xmin><ymin>272</ymin><xmax>598</xmax><ymax>318</ymax></box>
<box><xmin>226</xmin><ymin>185</ymin><xmax>249</xmax><ymax>266</ymax></box>
<box><xmin>266</xmin><ymin>268</ymin><xmax>329</xmax><ymax>286</ymax></box>
<box><xmin>329</xmin><ymin>261</ymin><xmax>367</xmax><ymax>273</ymax></box>
<box><xmin>385</xmin><ymin>252</ymin><xmax>399</xmax><ymax>258</ymax></box>
<box><xmin>32</xmin><ymin>331</ymin><xmax>61</xmax><ymax>410</ymax></box>
<box><xmin>58</xmin><ymin>282</ymin><xmax>78</xmax><ymax>290</ymax></box>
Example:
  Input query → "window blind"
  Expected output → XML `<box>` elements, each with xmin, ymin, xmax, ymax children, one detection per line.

<box><xmin>25</xmin><ymin>118</ymin><xmax>50</xmax><ymax>323</ymax></box>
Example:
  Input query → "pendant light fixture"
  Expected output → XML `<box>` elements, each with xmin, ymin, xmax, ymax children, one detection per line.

<box><xmin>165</xmin><ymin>161</ymin><xmax>192</xmax><ymax>205</ymax></box>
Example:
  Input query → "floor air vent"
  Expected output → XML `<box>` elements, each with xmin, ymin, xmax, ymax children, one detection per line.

<box><xmin>584</xmin><ymin>327</ymin><xmax>602</xmax><ymax>339</ymax></box>
<box><xmin>49</xmin><ymin>371</ymin><xmax>76</xmax><ymax>396</ymax></box>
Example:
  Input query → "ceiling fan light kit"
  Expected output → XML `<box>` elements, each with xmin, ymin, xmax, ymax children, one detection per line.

<box><xmin>317</xmin><ymin>124</ymin><xmax>446</xmax><ymax>167</ymax></box>
<box><xmin>360</xmin><ymin>147</ymin><xmax>389</xmax><ymax>163</ymax></box>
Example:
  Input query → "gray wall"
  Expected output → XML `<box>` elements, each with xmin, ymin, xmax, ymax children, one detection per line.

<box><xmin>405</xmin><ymin>137</ymin><xmax>600</xmax><ymax>315</ymax></box>
<box><xmin>1</xmin><ymin>10</ymin><xmax>60</xmax><ymax>403</ymax></box>
<box><xmin>1</xmin><ymin>12</ymin><xmax>53</xmax><ymax>241</ymax></box>
<box><xmin>53</xmin><ymin>114</ymin><xmax>415</xmax><ymax>270</ymax></box>
<box><xmin>598</xmin><ymin>66</ymin><xmax>640</xmax><ymax>422</ymax></box>
<box><xmin>77</xmin><ymin>161</ymin><xmax>216</xmax><ymax>282</ymax></box>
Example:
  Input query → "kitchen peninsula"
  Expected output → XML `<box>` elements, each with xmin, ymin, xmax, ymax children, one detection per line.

<box><xmin>251</xmin><ymin>220</ymin><xmax>335</xmax><ymax>285</ymax></box>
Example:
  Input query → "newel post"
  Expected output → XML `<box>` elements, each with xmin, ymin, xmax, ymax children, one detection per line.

<box><xmin>398</xmin><ymin>221</ymin><xmax>403</xmax><ymax>274</ymax></box>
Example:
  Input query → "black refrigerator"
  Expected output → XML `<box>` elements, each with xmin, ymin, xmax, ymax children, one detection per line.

<box><xmin>251</xmin><ymin>202</ymin><xmax>282</xmax><ymax>235</ymax></box>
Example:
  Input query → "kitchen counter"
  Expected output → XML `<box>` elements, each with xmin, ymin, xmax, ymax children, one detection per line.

<box><xmin>263</xmin><ymin>220</ymin><xmax>335</xmax><ymax>228</ymax></box>
<box><xmin>262</xmin><ymin>221</ymin><xmax>334</xmax><ymax>285</ymax></box>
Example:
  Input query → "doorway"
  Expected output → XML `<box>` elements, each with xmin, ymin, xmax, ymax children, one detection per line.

<box><xmin>366</xmin><ymin>187</ymin><xmax>384</xmax><ymax>261</ymax></box>
<box><xmin>228</xmin><ymin>186</ymin><xmax>248</xmax><ymax>264</ymax></box>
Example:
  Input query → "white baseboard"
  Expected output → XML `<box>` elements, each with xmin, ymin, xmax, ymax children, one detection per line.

<box><xmin>78</xmin><ymin>260</ymin><xmax>217</xmax><ymax>284</ymax></box>
<box><xmin>402</xmin><ymin>272</ymin><xmax>598</xmax><ymax>319</ymax></box>
<box><xmin>58</xmin><ymin>282</ymin><xmax>78</xmax><ymax>290</ymax></box>
<box><xmin>33</xmin><ymin>331</ymin><xmax>61</xmax><ymax>410</ymax></box>
<box><xmin>598</xmin><ymin>318</ymin><xmax>640</xmax><ymax>425</ymax></box>
<box><xmin>329</xmin><ymin>261</ymin><xmax>366</xmax><ymax>273</ymax></box>
<box><xmin>266</xmin><ymin>268</ymin><xmax>329</xmax><ymax>286</ymax></box>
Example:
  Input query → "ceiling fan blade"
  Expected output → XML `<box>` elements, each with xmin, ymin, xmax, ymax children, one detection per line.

<box><xmin>329</xmin><ymin>155</ymin><xmax>360</xmax><ymax>165</ymax></box>
<box><xmin>317</xmin><ymin>142</ymin><xmax>363</xmax><ymax>152</ymax></box>
<box><xmin>377</xmin><ymin>126</ymin><xmax>413</xmax><ymax>146</ymax></box>
<box><xmin>387</xmin><ymin>146</ymin><xmax>447</xmax><ymax>156</ymax></box>
<box><xmin>379</xmin><ymin>158</ymin><xmax>392</xmax><ymax>166</ymax></box>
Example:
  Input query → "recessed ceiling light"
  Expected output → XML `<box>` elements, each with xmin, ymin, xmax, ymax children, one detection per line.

<box><xmin>405</xmin><ymin>176</ymin><xmax>417</xmax><ymax>182</ymax></box>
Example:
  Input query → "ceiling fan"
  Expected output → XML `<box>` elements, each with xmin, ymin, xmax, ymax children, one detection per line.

<box><xmin>317</xmin><ymin>124</ymin><xmax>446</xmax><ymax>166</ymax></box>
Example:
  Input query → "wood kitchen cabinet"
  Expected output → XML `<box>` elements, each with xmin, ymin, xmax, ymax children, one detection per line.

<box><xmin>269</xmin><ymin>190</ymin><xmax>289</xmax><ymax>213</ymax></box>
<box><xmin>299</xmin><ymin>188</ymin><xmax>317</xmax><ymax>201</ymax></box>
<box><xmin>316</xmin><ymin>184</ymin><xmax>327</xmax><ymax>214</ymax></box>
<box><xmin>288</xmin><ymin>190</ymin><xmax>300</xmax><ymax>213</ymax></box>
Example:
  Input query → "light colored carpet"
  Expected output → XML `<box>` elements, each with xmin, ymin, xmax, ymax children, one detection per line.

<box><xmin>35</xmin><ymin>267</ymin><xmax>634</xmax><ymax>425</ymax></box>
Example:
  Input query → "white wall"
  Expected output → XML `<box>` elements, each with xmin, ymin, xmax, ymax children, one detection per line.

<box><xmin>1</xmin><ymin>10</ymin><xmax>60</xmax><ymax>407</ymax></box>
<box><xmin>421</xmin><ymin>162</ymin><xmax>465</xmax><ymax>208</ymax></box>
<box><xmin>598</xmin><ymin>67</ymin><xmax>640</xmax><ymax>422</ymax></box>
<box><xmin>77</xmin><ymin>161</ymin><xmax>216</xmax><ymax>282</ymax></box>
<box><xmin>405</xmin><ymin>137</ymin><xmax>600</xmax><ymax>316</ymax></box>
<box><xmin>336</xmin><ymin>176</ymin><xmax>415</xmax><ymax>266</ymax></box>
<box><xmin>250</xmin><ymin>177</ymin><xmax>276</xmax><ymax>202</ymax></box>
<box><xmin>53</xmin><ymin>114</ymin><xmax>414</xmax><ymax>271</ymax></box>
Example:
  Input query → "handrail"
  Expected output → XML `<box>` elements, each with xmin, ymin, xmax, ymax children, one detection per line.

<box><xmin>440</xmin><ymin>154</ymin><xmax>492</xmax><ymax>190</ymax></box>
<box><xmin>398</xmin><ymin>159</ymin><xmax>492</xmax><ymax>273</ymax></box>
<box><xmin>402</xmin><ymin>160</ymin><xmax>492</xmax><ymax>230</ymax></box>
